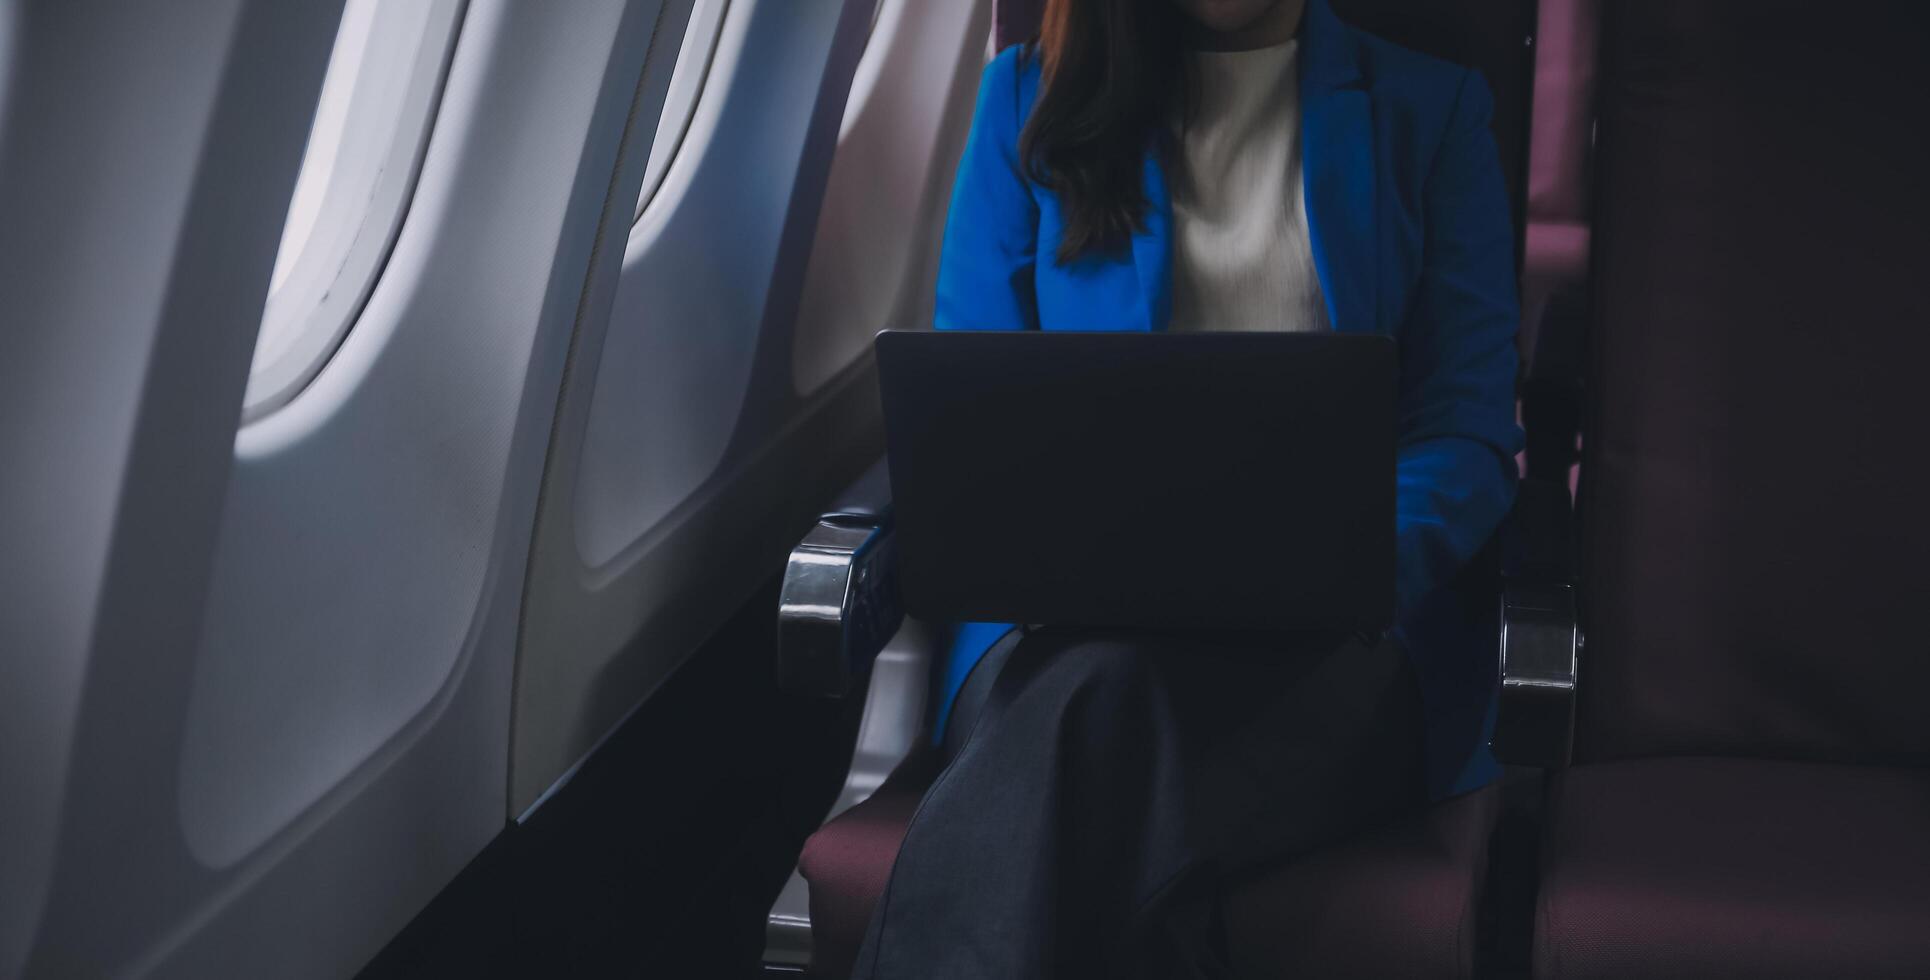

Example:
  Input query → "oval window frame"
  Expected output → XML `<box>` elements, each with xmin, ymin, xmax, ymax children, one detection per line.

<box><xmin>243</xmin><ymin>0</ymin><xmax>467</xmax><ymax>422</ymax></box>
<box><xmin>633</xmin><ymin>0</ymin><xmax>732</xmax><ymax>224</ymax></box>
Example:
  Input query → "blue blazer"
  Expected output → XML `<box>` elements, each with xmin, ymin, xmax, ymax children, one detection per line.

<box><xmin>930</xmin><ymin>0</ymin><xmax>1523</xmax><ymax>798</ymax></box>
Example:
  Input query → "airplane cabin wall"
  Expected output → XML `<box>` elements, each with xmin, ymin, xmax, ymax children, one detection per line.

<box><xmin>508</xmin><ymin>0</ymin><xmax>990</xmax><ymax>817</ymax></box>
<box><xmin>3</xmin><ymin>0</ymin><xmax>680</xmax><ymax>975</ymax></box>
<box><xmin>0</xmin><ymin>1</ymin><xmax>344</xmax><ymax>974</ymax></box>
<box><xmin>1</xmin><ymin>0</ymin><xmax>996</xmax><ymax>974</ymax></box>
<box><xmin>790</xmin><ymin>0</ymin><xmax>993</xmax><ymax>399</ymax></box>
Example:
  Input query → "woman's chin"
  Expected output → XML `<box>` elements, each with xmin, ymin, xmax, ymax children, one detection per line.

<box><xmin>1176</xmin><ymin>0</ymin><xmax>1299</xmax><ymax>44</ymax></box>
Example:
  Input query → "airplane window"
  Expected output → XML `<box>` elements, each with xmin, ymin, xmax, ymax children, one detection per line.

<box><xmin>243</xmin><ymin>0</ymin><xmax>465</xmax><ymax>421</ymax></box>
<box><xmin>634</xmin><ymin>0</ymin><xmax>731</xmax><ymax>222</ymax></box>
<box><xmin>634</xmin><ymin>0</ymin><xmax>884</xmax><ymax>223</ymax></box>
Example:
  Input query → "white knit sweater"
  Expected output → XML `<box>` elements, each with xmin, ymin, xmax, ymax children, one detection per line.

<box><xmin>1167</xmin><ymin>40</ymin><xmax>1332</xmax><ymax>334</ymax></box>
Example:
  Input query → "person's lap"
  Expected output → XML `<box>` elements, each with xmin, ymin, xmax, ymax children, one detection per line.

<box><xmin>855</xmin><ymin>627</ymin><xmax>1424</xmax><ymax>979</ymax></box>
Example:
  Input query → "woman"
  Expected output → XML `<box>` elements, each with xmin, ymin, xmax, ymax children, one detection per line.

<box><xmin>855</xmin><ymin>0</ymin><xmax>1521</xmax><ymax>975</ymax></box>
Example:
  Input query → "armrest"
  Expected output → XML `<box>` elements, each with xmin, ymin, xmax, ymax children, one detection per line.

<box><xmin>777</xmin><ymin>458</ymin><xmax>904</xmax><ymax>697</ymax></box>
<box><xmin>1491</xmin><ymin>477</ymin><xmax>1581</xmax><ymax>768</ymax></box>
<box><xmin>1521</xmin><ymin>284</ymin><xmax>1588</xmax><ymax>483</ymax></box>
<box><xmin>820</xmin><ymin>455</ymin><xmax>894</xmax><ymax>527</ymax></box>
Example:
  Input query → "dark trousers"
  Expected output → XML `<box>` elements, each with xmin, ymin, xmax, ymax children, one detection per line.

<box><xmin>851</xmin><ymin>627</ymin><xmax>1424</xmax><ymax>979</ymax></box>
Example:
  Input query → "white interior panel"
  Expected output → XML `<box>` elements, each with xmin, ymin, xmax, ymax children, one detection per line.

<box><xmin>511</xmin><ymin>0</ymin><xmax>883</xmax><ymax>815</ymax></box>
<box><xmin>178</xmin><ymin>0</ymin><xmax>475</xmax><ymax>868</ymax></box>
<box><xmin>577</xmin><ymin>0</ymin><xmax>864</xmax><ymax>567</ymax></box>
<box><xmin>0</xmin><ymin>5</ymin><xmax>17</xmax><ymax>122</ymax></box>
<box><xmin>1</xmin><ymin>4</ymin><xmax>317</xmax><ymax>972</ymax></box>
<box><xmin>791</xmin><ymin>0</ymin><xmax>993</xmax><ymax>396</ymax></box>
<box><xmin>0</xmin><ymin>1</ymin><xmax>344</xmax><ymax>974</ymax></box>
<box><xmin>3</xmin><ymin>0</ymin><xmax>677</xmax><ymax>975</ymax></box>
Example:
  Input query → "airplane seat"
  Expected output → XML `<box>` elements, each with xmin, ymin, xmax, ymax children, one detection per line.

<box><xmin>778</xmin><ymin>1</ymin><xmax>1542</xmax><ymax>976</ymax></box>
<box><xmin>1524</xmin><ymin>3</ymin><xmax>1930</xmax><ymax>977</ymax></box>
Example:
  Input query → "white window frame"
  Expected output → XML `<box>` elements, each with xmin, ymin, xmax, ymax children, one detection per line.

<box><xmin>243</xmin><ymin>0</ymin><xmax>466</xmax><ymax>422</ymax></box>
<box><xmin>634</xmin><ymin>0</ymin><xmax>731</xmax><ymax>223</ymax></box>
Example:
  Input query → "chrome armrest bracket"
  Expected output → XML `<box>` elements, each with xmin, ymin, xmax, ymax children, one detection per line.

<box><xmin>777</xmin><ymin>518</ymin><xmax>903</xmax><ymax>698</ymax></box>
<box><xmin>1493</xmin><ymin>579</ymin><xmax>1580</xmax><ymax>768</ymax></box>
<box><xmin>1489</xmin><ymin>475</ymin><xmax>1582</xmax><ymax>768</ymax></box>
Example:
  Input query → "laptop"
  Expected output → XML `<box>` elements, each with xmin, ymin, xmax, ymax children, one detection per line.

<box><xmin>875</xmin><ymin>330</ymin><xmax>1397</xmax><ymax>635</ymax></box>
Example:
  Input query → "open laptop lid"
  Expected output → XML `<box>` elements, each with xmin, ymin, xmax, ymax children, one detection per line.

<box><xmin>876</xmin><ymin>330</ymin><xmax>1397</xmax><ymax>635</ymax></box>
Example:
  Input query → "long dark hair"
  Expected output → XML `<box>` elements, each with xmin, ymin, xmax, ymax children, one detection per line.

<box><xmin>1021</xmin><ymin>0</ymin><xmax>1190</xmax><ymax>265</ymax></box>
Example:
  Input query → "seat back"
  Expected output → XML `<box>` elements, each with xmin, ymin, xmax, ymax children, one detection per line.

<box><xmin>995</xmin><ymin>0</ymin><xmax>1044</xmax><ymax>49</ymax></box>
<box><xmin>1577</xmin><ymin>0</ymin><xmax>1930</xmax><ymax>765</ymax></box>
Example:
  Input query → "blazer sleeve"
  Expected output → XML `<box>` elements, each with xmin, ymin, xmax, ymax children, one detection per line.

<box><xmin>1394</xmin><ymin>69</ymin><xmax>1525</xmax><ymax>618</ymax></box>
<box><xmin>933</xmin><ymin>48</ymin><xmax>1040</xmax><ymax>332</ymax></box>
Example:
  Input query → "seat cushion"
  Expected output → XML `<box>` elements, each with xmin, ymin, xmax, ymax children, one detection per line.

<box><xmin>1225</xmin><ymin>784</ymin><xmax>1501</xmax><ymax>979</ymax></box>
<box><xmin>797</xmin><ymin>754</ymin><xmax>937</xmax><ymax>979</ymax></box>
<box><xmin>1536</xmin><ymin>757</ymin><xmax>1930</xmax><ymax>979</ymax></box>
<box><xmin>801</xmin><ymin>769</ymin><xmax>1501</xmax><ymax>979</ymax></box>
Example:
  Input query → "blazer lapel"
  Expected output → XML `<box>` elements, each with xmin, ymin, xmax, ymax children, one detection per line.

<box><xmin>1300</xmin><ymin>0</ymin><xmax>1380</xmax><ymax>334</ymax></box>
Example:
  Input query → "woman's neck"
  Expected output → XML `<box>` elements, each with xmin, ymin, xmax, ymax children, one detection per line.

<box><xmin>1186</xmin><ymin>0</ymin><xmax>1308</xmax><ymax>52</ymax></box>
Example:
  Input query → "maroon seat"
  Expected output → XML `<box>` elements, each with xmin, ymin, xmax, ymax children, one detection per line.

<box><xmin>1224</xmin><ymin>784</ymin><xmax>1502</xmax><ymax>978</ymax></box>
<box><xmin>1535</xmin><ymin>2</ymin><xmax>1930</xmax><ymax>976</ymax></box>
<box><xmin>798</xmin><ymin>753</ymin><xmax>939</xmax><ymax>980</ymax></box>
<box><xmin>1536</xmin><ymin>759</ymin><xmax>1930</xmax><ymax>979</ymax></box>
<box><xmin>804</xmin><ymin>761</ymin><xmax>1504</xmax><ymax>980</ymax></box>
